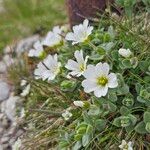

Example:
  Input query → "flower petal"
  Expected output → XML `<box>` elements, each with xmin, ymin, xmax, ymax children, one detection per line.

<box><xmin>82</xmin><ymin>79</ymin><xmax>98</xmax><ymax>93</ymax></box>
<box><xmin>95</xmin><ymin>62</ymin><xmax>110</xmax><ymax>76</ymax></box>
<box><xmin>108</xmin><ymin>73</ymin><xmax>118</xmax><ymax>88</ymax></box>
<box><xmin>65</xmin><ymin>59</ymin><xmax>79</xmax><ymax>70</ymax></box>
<box><xmin>83</xmin><ymin>65</ymin><xmax>97</xmax><ymax>80</ymax></box>
<box><xmin>74</xmin><ymin>50</ymin><xmax>84</xmax><ymax>64</ymax></box>
<box><xmin>94</xmin><ymin>86</ymin><xmax>108</xmax><ymax>97</ymax></box>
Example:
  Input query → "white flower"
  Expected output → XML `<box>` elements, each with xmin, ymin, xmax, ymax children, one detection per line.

<box><xmin>42</xmin><ymin>26</ymin><xmax>62</xmax><ymax>47</ymax></box>
<box><xmin>119</xmin><ymin>140</ymin><xmax>133</xmax><ymax>150</ymax></box>
<box><xmin>65</xmin><ymin>50</ymin><xmax>89</xmax><ymax>77</ymax></box>
<box><xmin>65</xmin><ymin>19</ymin><xmax>93</xmax><ymax>45</ymax></box>
<box><xmin>118</xmin><ymin>48</ymin><xmax>132</xmax><ymax>58</ymax></box>
<box><xmin>82</xmin><ymin>62</ymin><xmax>118</xmax><ymax>98</ymax></box>
<box><xmin>34</xmin><ymin>54</ymin><xmax>61</xmax><ymax>81</ymax></box>
<box><xmin>28</xmin><ymin>41</ymin><xmax>44</xmax><ymax>57</ymax></box>
<box><xmin>20</xmin><ymin>84</ymin><xmax>30</xmax><ymax>97</ymax></box>
<box><xmin>73</xmin><ymin>101</ymin><xmax>84</xmax><ymax>107</ymax></box>
<box><xmin>62</xmin><ymin>110</ymin><xmax>72</xmax><ymax>121</ymax></box>
<box><xmin>20</xmin><ymin>80</ymin><xmax>27</xmax><ymax>87</ymax></box>
<box><xmin>12</xmin><ymin>138</ymin><xmax>22</xmax><ymax>150</ymax></box>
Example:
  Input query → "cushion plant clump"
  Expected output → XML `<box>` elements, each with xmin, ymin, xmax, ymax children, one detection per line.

<box><xmin>9</xmin><ymin>1</ymin><xmax>150</xmax><ymax>149</ymax></box>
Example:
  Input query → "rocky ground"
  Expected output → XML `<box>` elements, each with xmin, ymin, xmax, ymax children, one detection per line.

<box><xmin>0</xmin><ymin>35</ymin><xmax>40</xmax><ymax>150</ymax></box>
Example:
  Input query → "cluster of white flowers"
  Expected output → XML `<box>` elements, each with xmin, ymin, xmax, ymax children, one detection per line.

<box><xmin>28</xmin><ymin>26</ymin><xmax>62</xmax><ymax>58</ymax></box>
<box><xmin>30</xmin><ymin>19</ymin><xmax>119</xmax><ymax>98</ymax></box>
<box><xmin>27</xmin><ymin>19</ymin><xmax>136</xmax><ymax>126</ymax></box>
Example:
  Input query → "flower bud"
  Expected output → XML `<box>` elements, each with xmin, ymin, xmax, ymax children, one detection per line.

<box><xmin>118</xmin><ymin>48</ymin><xmax>132</xmax><ymax>58</ymax></box>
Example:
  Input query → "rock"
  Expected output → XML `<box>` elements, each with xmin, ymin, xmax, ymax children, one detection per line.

<box><xmin>0</xmin><ymin>127</ymin><xmax>3</xmax><ymax>135</ymax></box>
<box><xmin>0</xmin><ymin>61</ymin><xmax>7</xmax><ymax>73</ymax></box>
<box><xmin>1</xmin><ymin>136</ymin><xmax>10</xmax><ymax>144</ymax></box>
<box><xmin>15</xmin><ymin>35</ymin><xmax>40</xmax><ymax>55</ymax></box>
<box><xmin>3</xmin><ymin>55</ymin><xmax>14</xmax><ymax>67</ymax></box>
<box><xmin>0</xmin><ymin>114</ymin><xmax>10</xmax><ymax>129</ymax></box>
<box><xmin>0</xmin><ymin>81</ymin><xmax>10</xmax><ymax>101</ymax></box>
<box><xmin>1</xmin><ymin>95</ymin><xmax>20</xmax><ymax>121</ymax></box>
<box><xmin>4</xmin><ymin>45</ymin><xmax>15</xmax><ymax>54</ymax></box>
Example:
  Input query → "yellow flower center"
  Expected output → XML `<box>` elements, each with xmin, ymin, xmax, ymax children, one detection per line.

<box><xmin>80</xmin><ymin>64</ymin><xmax>85</xmax><ymax>71</ymax></box>
<box><xmin>97</xmin><ymin>76</ymin><xmax>108</xmax><ymax>86</ymax></box>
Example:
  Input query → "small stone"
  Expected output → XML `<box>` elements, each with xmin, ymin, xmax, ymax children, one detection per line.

<box><xmin>0</xmin><ymin>127</ymin><xmax>3</xmax><ymax>135</ymax></box>
<box><xmin>0</xmin><ymin>81</ymin><xmax>10</xmax><ymax>101</ymax></box>
<box><xmin>15</xmin><ymin>35</ymin><xmax>40</xmax><ymax>55</ymax></box>
<box><xmin>1</xmin><ymin>116</ymin><xmax>10</xmax><ymax>129</ymax></box>
<box><xmin>0</xmin><ymin>145</ymin><xmax>3</xmax><ymax>150</ymax></box>
<box><xmin>1</xmin><ymin>143</ymin><xmax>11</xmax><ymax>150</ymax></box>
<box><xmin>0</xmin><ymin>113</ymin><xmax>4</xmax><ymax>119</ymax></box>
<box><xmin>2</xmin><ymin>95</ymin><xmax>20</xmax><ymax>121</ymax></box>
<box><xmin>0</xmin><ymin>61</ymin><xmax>7</xmax><ymax>73</ymax></box>
<box><xmin>3</xmin><ymin>55</ymin><xmax>14</xmax><ymax>67</ymax></box>
<box><xmin>1</xmin><ymin>136</ymin><xmax>9</xmax><ymax>144</ymax></box>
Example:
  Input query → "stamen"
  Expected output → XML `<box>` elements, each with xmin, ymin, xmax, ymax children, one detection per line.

<box><xmin>97</xmin><ymin>76</ymin><xmax>108</xmax><ymax>86</ymax></box>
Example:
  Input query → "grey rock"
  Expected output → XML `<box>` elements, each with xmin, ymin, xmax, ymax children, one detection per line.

<box><xmin>0</xmin><ymin>81</ymin><xmax>10</xmax><ymax>101</ymax></box>
<box><xmin>0</xmin><ymin>127</ymin><xmax>3</xmax><ymax>135</ymax></box>
<box><xmin>15</xmin><ymin>35</ymin><xmax>40</xmax><ymax>55</ymax></box>
<box><xmin>0</xmin><ymin>61</ymin><xmax>7</xmax><ymax>73</ymax></box>
<box><xmin>3</xmin><ymin>55</ymin><xmax>14</xmax><ymax>67</ymax></box>
<box><xmin>1</xmin><ymin>95</ymin><xmax>20</xmax><ymax>121</ymax></box>
<box><xmin>0</xmin><ymin>115</ymin><xmax>10</xmax><ymax>129</ymax></box>
<box><xmin>1</xmin><ymin>136</ymin><xmax>9</xmax><ymax>144</ymax></box>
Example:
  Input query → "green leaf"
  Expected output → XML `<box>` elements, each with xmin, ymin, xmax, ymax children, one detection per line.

<box><xmin>144</xmin><ymin>112</ymin><xmax>150</xmax><ymax>123</ymax></box>
<box><xmin>108</xmin><ymin>101</ymin><xmax>117</xmax><ymax>112</ymax></box>
<box><xmin>139</xmin><ymin>61</ymin><xmax>149</xmax><ymax>72</ymax></box>
<box><xmin>128</xmin><ymin>114</ymin><xmax>137</xmax><ymax>125</ymax></box>
<box><xmin>115</xmin><ymin>0</ymin><xmax>124</xmax><ymax>6</ymax></box>
<box><xmin>111</xmin><ymin>51</ymin><xmax>118</xmax><ymax>60</ymax></box>
<box><xmin>60</xmin><ymin>80</ymin><xmax>76</xmax><ymax>92</ymax></box>
<box><xmin>122</xmin><ymin>59</ymin><xmax>132</xmax><ymax>68</ymax></box>
<box><xmin>108</xmin><ymin>91</ymin><xmax>118</xmax><ymax>102</ymax></box>
<box><xmin>77</xmin><ymin>127</ymin><xmax>87</xmax><ymax>135</ymax></box>
<box><xmin>122</xmin><ymin>98</ymin><xmax>134</xmax><ymax>107</ymax></box>
<box><xmin>130</xmin><ymin>57</ymin><xmax>138</xmax><ymax>68</ymax></box>
<box><xmin>82</xmin><ymin>134</ymin><xmax>91</xmax><ymax>147</ymax></box>
<box><xmin>100</xmin><ymin>42</ymin><xmax>115</xmax><ymax>51</ymax></box>
<box><xmin>95</xmin><ymin>119</ymin><xmax>106</xmax><ymax>131</ymax></box>
<box><xmin>86</xmin><ymin>125</ymin><xmax>93</xmax><ymax>134</ymax></box>
<box><xmin>59</xmin><ymin>141</ymin><xmax>69</xmax><ymax>148</ymax></box>
<box><xmin>88</xmin><ymin>105</ymin><xmax>100</xmax><ymax>116</ymax></box>
<box><xmin>125</xmin><ymin>125</ymin><xmax>134</xmax><ymax>133</ymax></box>
<box><xmin>120</xmin><ymin>106</ymin><xmax>130</xmax><ymax>116</ymax></box>
<box><xmin>135</xmin><ymin>83</ymin><xmax>142</xmax><ymax>94</ymax></box>
<box><xmin>117</xmin><ymin>84</ymin><xmax>129</xmax><ymax>95</ymax></box>
<box><xmin>113</xmin><ymin>117</ymin><xmax>121</xmax><ymax>127</ymax></box>
<box><xmin>135</xmin><ymin>121</ymin><xmax>147</xmax><ymax>134</ymax></box>
<box><xmin>137</xmin><ymin>96</ymin><xmax>146</xmax><ymax>103</ymax></box>
<box><xmin>146</xmin><ymin>122</ymin><xmax>150</xmax><ymax>133</ymax></box>
<box><xmin>74</xmin><ymin>134</ymin><xmax>83</xmax><ymax>141</ymax></box>
<box><xmin>120</xmin><ymin>116</ymin><xmax>131</xmax><ymax>127</ymax></box>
